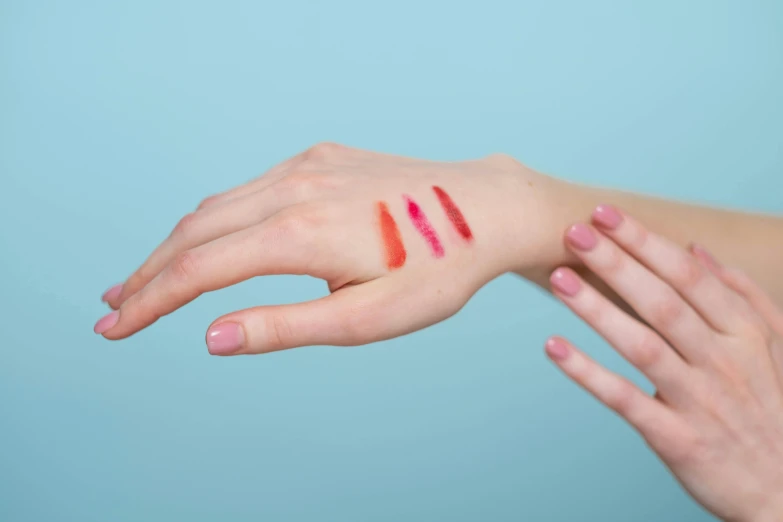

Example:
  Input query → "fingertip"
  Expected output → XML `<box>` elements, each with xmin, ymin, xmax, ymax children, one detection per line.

<box><xmin>101</xmin><ymin>283</ymin><xmax>124</xmax><ymax>304</ymax></box>
<box><xmin>565</xmin><ymin>223</ymin><xmax>598</xmax><ymax>251</ymax></box>
<box><xmin>592</xmin><ymin>204</ymin><xmax>624</xmax><ymax>230</ymax></box>
<box><xmin>93</xmin><ymin>310</ymin><xmax>120</xmax><ymax>335</ymax></box>
<box><xmin>545</xmin><ymin>336</ymin><xmax>571</xmax><ymax>361</ymax></box>
<box><xmin>206</xmin><ymin>321</ymin><xmax>245</xmax><ymax>356</ymax></box>
<box><xmin>550</xmin><ymin>267</ymin><xmax>582</xmax><ymax>297</ymax></box>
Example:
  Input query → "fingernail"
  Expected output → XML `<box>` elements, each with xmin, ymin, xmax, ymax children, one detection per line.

<box><xmin>592</xmin><ymin>204</ymin><xmax>623</xmax><ymax>229</ymax></box>
<box><xmin>206</xmin><ymin>322</ymin><xmax>244</xmax><ymax>355</ymax></box>
<box><xmin>566</xmin><ymin>223</ymin><xmax>598</xmax><ymax>251</ymax></box>
<box><xmin>545</xmin><ymin>337</ymin><xmax>570</xmax><ymax>361</ymax></box>
<box><xmin>550</xmin><ymin>268</ymin><xmax>581</xmax><ymax>297</ymax></box>
<box><xmin>101</xmin><ymin>283</ymin><xmax>123</xmax><ymax>303</ymax></box>
<box><xmin>690</xmin><ymin>244</ymin><xmax>722</xmax><ymax>272</ymax></box>
<box><xmin>94</xmin><ymin>310</ymin><xmax>120</xmax><ymax>334</ymax></box>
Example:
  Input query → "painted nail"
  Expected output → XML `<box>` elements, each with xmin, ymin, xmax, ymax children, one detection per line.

<box><xmin>566</xmin><ymin>223</ymin><xmax>598</xmax><ymax>251</ymax></box>
<box><xmin>206</xmin><ymin>322</ymin><xmax>244</xmax><ymax>355</ymax></box>
<box><xmin>690</xmin><ymin>244</ymin><xmax>722</xmax><ymax>272</ymax></box>
<box><xmin>545</xmin><ymin>337</ymin><xmax>570</xmax><ymax>361</ymax></box>
<box><xmin>101</xmin><ymin>283</ymin><xmax>123</xmax><ymax>303</ymax></box>
<box><xmin>94</xmin><ymin>310</ymin><xmax>120</xmax><ymax>334</ymax></box>
<box><xmin>592</xmin><ymin>204</ymin><xmax>623</xmax><ymax>230</ymax></box>
<box><xmin>550</xmin><ymin>268</ymin><xmax>582</xmax><ymax>297</ymax></box>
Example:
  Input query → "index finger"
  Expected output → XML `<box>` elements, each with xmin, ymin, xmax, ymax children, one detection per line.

<box><xmin>95</xmin><ymin>209</ymin><xmax>321</xmax><ymax>340</ymax></box>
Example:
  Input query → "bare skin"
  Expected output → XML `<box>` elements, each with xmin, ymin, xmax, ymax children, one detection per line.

<box><xmin>547</xmin><ymin>208</ymin><xmax>783</xmax><ymax>522</ymax></box>
<box><xmin>93</xmin><ymin>144</ymin><xmax>783</xmax><ymax>520</ymax></box>
<box><xmin>95</xmin><ymin>144</ymin><xmax>783</xmax><ymax>352</ymax></box>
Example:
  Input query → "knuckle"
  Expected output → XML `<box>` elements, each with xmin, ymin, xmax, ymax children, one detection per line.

<box><xmin>630</xmin><ymin>330</ymin><xmax>664</xmax><ymax>371</ymax></box>
<box><xmin>671</xmin><ymin>257</ymin><xmax>705</xmax><ymax>290</ymax></box>
<box><xmin>265</xmin><ymin>313</ymin><xmax>295</xmax><ymax>351</ymax></box>
<box><xmin>601</xmin><ymin>246</ymin><xmax>626</xmax><ymax>275</ymax></box>
<box><xmin>664</xmin><ymin>430</ymin><xmax>706</xmax><ymax>467</ymax></box>
<box><xmin>197</xmin><ymin>195</ymin><xmax>220</xmax><ymax>210</ymax></box>
<box><xmin>648</xmin><ymin>291</ymin><xmax>685</xmax><ymax>330</ymax></box>
<box><xmin>172</xmin><ymin>212</ymin><xmax>199</xmax><ymax>238</ymax></box>
<box><xmin>169</xmin><ymin>250</ymin><xmax>201</xmax><ymax>281</ymax></box>
<box><xmin>485</xmin><ymin>153</ymin><xmax>523</xmax><ymax>169</ymax></box>
<box><xmin>273</xmin><ymin>204</ymin><xmax>329</xmax><ymax>240</ymax></box>
<box><xmin>303</xmin><ymin>141</ymin><xmax>343</xmax><ymax>161</ymax></box>
<box><xmin>278</xmin><ymin>172</ymin><xmax>334</xmax><ymax>201</ymax></box>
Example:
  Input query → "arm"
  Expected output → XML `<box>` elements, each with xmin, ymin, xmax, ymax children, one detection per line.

<box><xmin>93</xmin><ymin>146</ymin><xmax>782</xmax><ymax>355</ymax></box>
<box><xmin>512</xmin><ymin>168</ymin><xmax>783</xmax><ymax>307</ymax></box>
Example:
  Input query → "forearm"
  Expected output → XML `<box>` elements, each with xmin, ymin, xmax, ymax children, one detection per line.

<box><xmin>517</xmin><ymin>174</ymin><xmax>783</xmax><ymax>306</ymax></box>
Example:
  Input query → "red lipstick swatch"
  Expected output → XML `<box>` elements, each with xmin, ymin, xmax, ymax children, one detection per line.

<box><xmin>404</xmin><ymin>195</ymin><xmax>444</xmax><ymax>258</ymax></box>
<box><xmin>432</xmin><ymin>186</ymin><xmax>473</xmax><ymax>241</ymax></box>
<box><xmin>377</xmin><ymin>201</ymin><xmax>406</xmax><ymax>270</ymax></box>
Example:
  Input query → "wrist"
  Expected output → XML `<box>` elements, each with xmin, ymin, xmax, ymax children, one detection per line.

<box><xmin>494</xmin><ymin>160</ymin><xmax>595</xmax><ymax>286</ymax></box>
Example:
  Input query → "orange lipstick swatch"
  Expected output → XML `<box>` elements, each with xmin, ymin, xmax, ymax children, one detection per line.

<box><xmin>377</xmin><ymin>201</ymin><xmax>406</xmax><ymax>270</ymax></box>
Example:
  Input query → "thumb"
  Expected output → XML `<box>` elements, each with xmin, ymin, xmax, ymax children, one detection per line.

<box><xmin>204</xmin><ymin>275</ymin><xmax>467</xmax><ymax>356</ymax></box>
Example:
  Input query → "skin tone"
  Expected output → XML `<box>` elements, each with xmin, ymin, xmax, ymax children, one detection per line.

<box><xmin>94</xmin><ymin>143</ymin><xmax>783</xmax><ymax>517</ymax></box>
<box><xmin>548</xmin><ymin>206</ymin><xmax>783</xmax><ymax>522</ymax></box>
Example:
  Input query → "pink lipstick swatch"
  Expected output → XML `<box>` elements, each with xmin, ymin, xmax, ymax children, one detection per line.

<box><xmin>404</xmin><ymin>195</ymin><xmax>444</xmax><ymax>258</ymax></box>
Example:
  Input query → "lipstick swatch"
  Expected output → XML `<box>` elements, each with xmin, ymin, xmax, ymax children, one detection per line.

<box><xmin>404</xmin><ymin>195</ymin><xmax>444</xmax><ymax>258</ymax></box>
<box><xmin>432</xmin><ymin>186</ymin><xmax>473</xmax><ymax>241</ymax></box>
<box><xmin>377</xmin><ymin>201</ymin><xmax>406</xmax><ymax>270</ymax></box>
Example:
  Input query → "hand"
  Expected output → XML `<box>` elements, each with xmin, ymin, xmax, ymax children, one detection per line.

<box><xmin>545</xmin><ymin>205</ymin><xmax>783</xmax><ymax>521</ymax></box>
<box><xmin>94</xmin><ymin>143</ymin><xmax>552</xmax><ymax>355</ymax></box>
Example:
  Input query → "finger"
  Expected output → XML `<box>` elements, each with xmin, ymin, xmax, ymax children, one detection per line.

<box><xmin>196</xmin><ymin>142</ymin><xmax>363</xmax><ymax>210</ymax></box>
<box><xmin>545</xmin><ymin>336</ymin><xmax>689</xmax><ymax>458</ymax></box>
<box><xmin>104</xmin><ymin>152</ymin><xmax>307</xmax><ymax>309</ymax></box>
<box><xmin>592</xmin><ymin>205</ymin><xmax>744</xmax><ymax>333</ymax></box>
<box><xmin>565</xmin><ymin>222</ymin><xmax>713</xmax><ymax>362</ymax></box>
<box><xmin>108</xmin><ymin>180</ymin><xmax>312</xmax><ymax>309</ymax></box>
<box><xmin>205</xmin><ymin>275</ymin><xmax>463</xmax><ymax>355</ymax></box>
<box><xmin>97</xmin><ymin>206</ymin><xmax>326</xmax><ymax>340</ymax></box>
<box><xmin>689</xmin><ymin>247</ymin><xmax>783</xmax><ymax>396</ymax></box>
<box><xmin>195</xmin><ymin>152</ymin><xmax>304</xmax><ymax>210</ymax></box>
<box><xmin>691</xmin><ymin>246</ymin><xmax>783</xmax><ymax>335</ymax></box>
<box><xmin>550</xmin><ymin>267</ymin><xmax>691</xmax><ymax>400</ymax></box>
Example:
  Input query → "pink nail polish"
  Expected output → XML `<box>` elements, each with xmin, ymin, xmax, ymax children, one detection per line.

<box><xmin>546</xmin><ymin>338</ymin><xmax>570</xmax><ymax>361</ymax></box>
<box><xmin>566</xmin><ymin>223</ymin><xmax>598</xmax><ymax>251</ymax></box>
<box><xmin>206</xmin><ymin>322</ymin><xmax>244</xmax><ymax>355</ymax></box>
<box><xmin>690</xmin><ymin>244</ymin><xmax>722</xmax><ymax>272</ymax></box>
<box><xmin>550</xmin><ymin>268</ymin><xmax>581</xmax><ymax>297</ymax></box>
<box><xmin>592</xmin><ymin>204</ymin><xmax>623</xmax><ymax>230</ymax></box>
<box><xmin>101</xmin><ymin>283</ymin><xmax>123</xmax><ymax>303</ymax></box>
<box><xmin>94</xmin><ymin>310</ymin><xmax>119</xmax><ymax>334</ymax></box>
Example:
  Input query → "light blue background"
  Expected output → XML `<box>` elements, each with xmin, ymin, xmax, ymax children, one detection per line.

<box><xmin>2</xmin><ymin>1</ymin><xmax>781</xmax><ymax>520</ymax></box>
